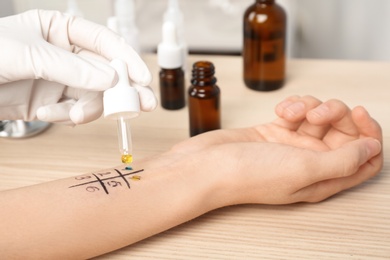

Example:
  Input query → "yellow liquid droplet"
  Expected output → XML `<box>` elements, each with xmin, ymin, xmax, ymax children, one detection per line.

<box><xmin>121</xmin><ymin>154</ymin><xmax>133</xmax><ymax>164</ymax></box>
<box><xmin>131</xmin><ymin>175</ymin><xmax>141</xmax><ymax>181</ymax></box>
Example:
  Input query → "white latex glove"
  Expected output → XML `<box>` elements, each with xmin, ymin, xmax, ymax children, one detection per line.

<box><xmin>0</xmin><ymin>9</ymin><xmax>157</xmax><ymax>125</ymax></box>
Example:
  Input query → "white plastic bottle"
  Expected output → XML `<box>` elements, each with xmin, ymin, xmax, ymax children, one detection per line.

<box><xmin>65</xmin><ymin>0</ymin><xmax>83</xmax><ymax>17</ymax></box>
<box><xmin>163</xmin><ymin>0</ymin><xmax>188</xmax><ymax>70</ymax></box>
<box><xmin>107</xmin><ymin>0</ymin><xmax>140</xmax><ymax>53</ymax></box>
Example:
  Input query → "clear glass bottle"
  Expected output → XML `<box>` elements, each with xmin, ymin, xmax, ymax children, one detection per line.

<box><xmin>243</xmin><ymin>0</ymin><xmax>286</xmax><ymax>91</ymax></box>
<box><xmin>188</xmin><ymin>61</ymin><xmax>221</xmax><ymax>137</ymax></box>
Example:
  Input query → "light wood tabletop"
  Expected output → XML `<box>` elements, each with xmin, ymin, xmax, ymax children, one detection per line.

<box><xmin>1</xmin><ymin>54</ymin><xmax>389</xmax><ymax>259</ymax></box>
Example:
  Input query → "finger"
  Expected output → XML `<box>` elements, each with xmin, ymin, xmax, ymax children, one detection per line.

<box><xmin>75</xmin><ymin>48</ymin><xmax>153</xmax><ymax>105</ymax></box>
<box><xmin>299</xmin><ymin>99</ymin><xmax>352</xmax><ymax>140</ymax></box>
<box><xmin>133</xmin><ymin>83</ymin><xmax>158</xmax><ymax>112</ymax></box>
<box><xmin>307</xmin><ymin>138</ymin><xmax>382</xmax><ymax>185</ymax></box>
<box><xmin>274</xmin><ymin>95</ymin><xmax>300</xmax><ymax>121</ymax></box>
<box><xmin>36</xmin><ymin>100</ymin><xmax>76</xmax><ymax>126</ymax></box>
<box><xmin>308</xmin><ymin>100</ymin><xmax>359</xmax><ymax>147</ymax></box>
<box><xmin>293</xmin><ymin>152</ymin><xmax>383</xmax><ymax>203</ymax></box>
<box><xmin>69</xmin><ymin>54</ymin><xmax>157</xmax><ymax>113</ymax></box>
<box><xmin>73</xmin><ymin>47</ymin><xmax>108</xmax><ymax>63</ymax></box>
<box><xmin>69</xmin><ymin>91</ymin><xmax>104</xmax><ymax>124</ymax></box>
<box><xmin>35</xmin><ymin>10</ymin><xmax>150</xmax><ymax>87</ymax></box>
<box><xmin>274</xmin><ymin>95</ymin><xmax>322</xmax><ymax>131</ymax></box>
<box><xmin>78</xmin><ymin>50</ymin><xmax>157</xmax><ymax>112</ymax></box>
<box><xmin>352</xmin><ymin>106</ymin><xmax>383</xmax><ymax>142</ymax></box>
<box><xmin>45</xmin><ymin>11</ymin><xmax>152</xmax><ymax>86</ymax></box>
<box><xmin>28</xmin><ymin>42</ymin><xmax>117</xmax><ymax>91</ymax></box>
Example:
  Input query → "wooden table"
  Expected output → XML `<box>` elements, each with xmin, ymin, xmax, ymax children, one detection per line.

<box><xmin>1</xmin><ymin>54</ymin><xmax>389</xmax><ymax>259</ymax></box>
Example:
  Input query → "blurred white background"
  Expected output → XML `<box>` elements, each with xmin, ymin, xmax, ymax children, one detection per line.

<box><xmin>1</xmin><ymin>0</ymin><xmax>390</xmax><ymax>61</ymax></box>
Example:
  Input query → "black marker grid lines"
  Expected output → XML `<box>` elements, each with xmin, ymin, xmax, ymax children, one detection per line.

<box><xmin>115</xmin><ymin>169</ymin><xmax>130</xmax><ymax>189</ymax></box>
<box><xmin>92</xmin><ymin>173</ymin><xmax>109</xmax><ymax>194</ymax></box>
<box><xmin>69</xmin><ymin>169</ymin><xmax>144</xmax><ymax>194</ymax></box>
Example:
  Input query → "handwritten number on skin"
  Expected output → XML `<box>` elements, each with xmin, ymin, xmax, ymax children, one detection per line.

<box><xmin>69</xmin><ymin>169</ymin><xmax>144</xmax><ymax>195</ymax></box>
<box><xmin>86</xmin><ymin>186</ymin><xmax>100</xmax><ymax>192</ymax></box>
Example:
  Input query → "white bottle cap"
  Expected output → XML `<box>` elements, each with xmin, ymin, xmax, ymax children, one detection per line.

<box><xmin>104</xmin><ymin>59</ymin><xmax>140</xmax><ymax>120</ymax></box>
<box><xmin>157</xmin><ymin>21</ymin><xmax>183</xmax><ymax>69</ymax></box>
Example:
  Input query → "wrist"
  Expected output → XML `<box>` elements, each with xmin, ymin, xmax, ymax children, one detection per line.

<box><xmin>135</xmin><ymin>150</ymin><xmax>232</xmax><ymax>213</ymax></box>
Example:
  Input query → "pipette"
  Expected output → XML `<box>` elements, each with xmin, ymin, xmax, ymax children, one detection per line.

<box><xmin>103</xmin><ymin>59</ymin><xmax>140</xmax><ymax>165</ymax></box>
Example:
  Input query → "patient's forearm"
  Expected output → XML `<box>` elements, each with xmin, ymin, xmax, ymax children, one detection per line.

<box><xmin>0</xmin><ymin>157</ymin><xmax>223</xmax><ymax>259</ymax></box>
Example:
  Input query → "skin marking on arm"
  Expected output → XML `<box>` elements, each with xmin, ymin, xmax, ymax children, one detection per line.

<box><xmin>68</xmin><ymin>169</ymin><xmax>144</xmax><ymax>194</ymax></box>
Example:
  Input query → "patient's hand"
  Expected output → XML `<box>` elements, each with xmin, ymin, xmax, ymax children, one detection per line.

<box><xmin>166</xmin><ymin>95</ymin><xmax>383</xmax><ymax>205</ymax></box>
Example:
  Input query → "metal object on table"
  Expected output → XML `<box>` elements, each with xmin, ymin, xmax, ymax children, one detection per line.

<box><xmin>0</xmin><ymin>120</ymin><xmax>51</xmax><ymax>138</ymax></box>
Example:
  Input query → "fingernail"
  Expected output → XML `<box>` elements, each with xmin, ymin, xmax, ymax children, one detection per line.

<box><xmin>275</xmin><ymin>100</ymin><xmax>291</xmax><ymax>115</ymax></box>
<box><xmin>279</xmin><ymin>100</ymin><xmax>293</xmax><ymax>109</ymax></box>
<box><xmin>366</xmin><ymin>139</ymin><xmax>382</xmax><ymax>157</ymax></box>
<box><xmin>310</xmin><ymin>103</ymin><xmax>330</xmax><ymax>118</ymax></box>
<box><xmin>285</xmin><ymin>102</ymin><xmax>305</xmax><ymax>116</ymax></box>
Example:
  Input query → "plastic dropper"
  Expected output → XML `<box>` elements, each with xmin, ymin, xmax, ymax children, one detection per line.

<box><xmin>103</xmin><ymin>59</ymin><xmax>140</xmax><ymax>165</ymax></box>
<box><xmin>163</xmin><ymin>0</ymin><xmax>187</xmax><ymax>70</ymax></box>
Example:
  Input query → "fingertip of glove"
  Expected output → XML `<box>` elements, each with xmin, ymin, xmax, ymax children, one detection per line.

<box><xmin>36</xmin><ymin>107</ymin><xmax>48</xmax><ymax>121</ymax></box>
<box><xmin>141</xmin><ymin>96</ymin><xmax>158</xmax><ymax>112</ymax></box>
<box><xmin>69</xmin><ymin>108</ymin><xmax>85</xmax><ymax>125</ymax></box>
<box><xmin>129</xmin><ymin>68</ymin><xmax>152</xmax><ymax>87</ymax></box>
<box><xmin>133</xmin><ymin>84</ymin><xmax>158</xmax><ymax>111</ymax></box>
<box><xmin>138</xmin><ymin>70</ymin><xmax>153</xmax><ymax>86</ymax></box>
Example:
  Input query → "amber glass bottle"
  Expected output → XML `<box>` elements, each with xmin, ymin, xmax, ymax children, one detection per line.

<box><xmin>158</xmin><ymin>21</ymin><xmax>185</xmax><ymax>110</ymax></box>
<box><xmin>243</xmin><ymin>0</ymin><xmax>286</xmax><ymax>91</ymax></box>
<box><xmin>159</xmin><ymin>68</ymin><xmax>185</xmax><ymax>109</ymax></box>
<box><xmin>188</xmin><ymin>61</ymin><xmax>221</xmax><ymax>137</ymax></box>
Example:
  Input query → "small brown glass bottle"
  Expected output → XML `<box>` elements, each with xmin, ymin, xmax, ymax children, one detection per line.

<box><xmin>159</xmin><ymin>68</ymin><xmax>185</xmax><ymax>109</ymax></box>
<box><xmin>188</xmin><ymin>61</ymin><xmax>221</xmax><ymax>137</ymax></box>
<box><xmin>158</xmin><ymin>21</ymin><xmax>185</xmax><ymax>110</ymax></box>
<box><xmin>243</xmin><ymin>0</ymin><xmax>286</xmax><ymax>91</ymax></box>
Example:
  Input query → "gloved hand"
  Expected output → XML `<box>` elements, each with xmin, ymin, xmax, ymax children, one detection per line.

<box><xmin>0</xmin><ymin>9</ymin><xmax>157</xmax><ymax>125</ymax></box>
